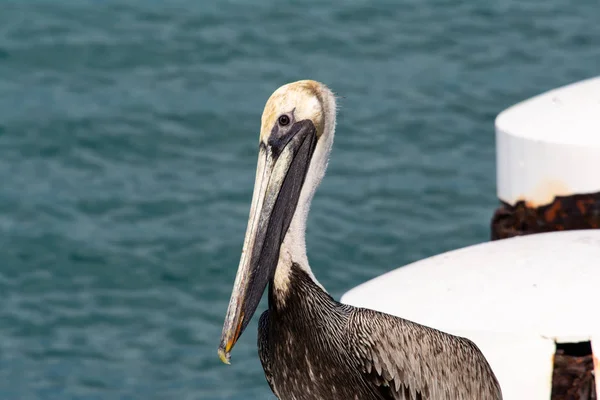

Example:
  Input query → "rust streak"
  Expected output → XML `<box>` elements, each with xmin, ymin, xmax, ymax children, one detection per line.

<box><xmin>491</xmin><ymin>191</ymin><xmax>600</xmax><ymax>241</ymax></box>
<box><xmin>544</xmin><ymin>201</ymin><xmax>563</xmax><ymax>223</ymax></box>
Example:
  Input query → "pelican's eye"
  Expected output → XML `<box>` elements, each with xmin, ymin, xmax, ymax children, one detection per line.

<box><xmin>278</xmin><ymin>114</ymin><xmax>290</xmax><ymax>126</ymax></box>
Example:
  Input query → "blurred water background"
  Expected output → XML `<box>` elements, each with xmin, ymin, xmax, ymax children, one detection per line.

<box><xmin>1</xmin><ymin>0</ymin><xmax>599</xmax><ymax>399</ymax></box>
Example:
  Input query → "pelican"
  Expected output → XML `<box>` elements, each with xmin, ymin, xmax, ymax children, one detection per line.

<box><xmin>218</xmin><ymin>80</ymin><xmax>502</xmax><ymax>399</ymax></box>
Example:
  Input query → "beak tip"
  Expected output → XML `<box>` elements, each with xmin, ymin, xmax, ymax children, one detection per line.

<box><xmin>218</xmin><ymin>346</ymin><xmax>231</xmax><ymax>365</ymax></box>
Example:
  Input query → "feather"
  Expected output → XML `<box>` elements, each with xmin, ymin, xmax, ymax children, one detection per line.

<box><xmin>347</xmin><ymin>307</ymin><xmax>503</xmax><ymax>400</ymax></box>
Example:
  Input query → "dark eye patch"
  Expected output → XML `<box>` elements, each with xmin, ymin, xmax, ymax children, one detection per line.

<box><xmin>268</xmin><ymin>119</ymin><xmax>312</xmax><ymax>159</ymax></box>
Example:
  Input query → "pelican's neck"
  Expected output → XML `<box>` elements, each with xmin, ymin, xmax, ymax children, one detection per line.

<box><xmin>272</xmin><ymin>175</ymin><xmax>322</xmax><ymax>300</ymax></box>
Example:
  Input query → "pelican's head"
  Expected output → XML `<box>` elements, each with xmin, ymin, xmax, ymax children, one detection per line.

<box><xmin>218</xmin><ymin>80</ymin><xmax>337</xmax><ymax>364</ymax></box>
<box><xmin>259</xmin><ymin>80</ymin><xmax>336</xmax><ymax>145</ymax></box>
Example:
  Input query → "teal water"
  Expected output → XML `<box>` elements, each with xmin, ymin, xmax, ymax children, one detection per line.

<box><xmin>1</xmin><ymin>1</ymin><xmax>599</xmax><ymax>399</ymax></box>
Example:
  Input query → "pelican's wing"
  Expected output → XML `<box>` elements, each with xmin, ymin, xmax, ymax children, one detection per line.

<box><xmin>347</xmin><ymin>308</ymin><xmax>502</xmax><ymax>400</ymax></box>
<box><xmin>257</xmin><ymin>311</ymin><xmax>277</xmax><ymax>396</ymax></box>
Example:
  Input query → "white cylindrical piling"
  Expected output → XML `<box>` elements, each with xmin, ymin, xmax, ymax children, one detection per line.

<box><xmin>341</xmin><ymin>230</ymin><xmax>600</xmax><ymax>400</ymax></box>
<box><xmin>492</xmin><ymin>76</ymin><xmax>600</xmax><ymax>240</ymax></box>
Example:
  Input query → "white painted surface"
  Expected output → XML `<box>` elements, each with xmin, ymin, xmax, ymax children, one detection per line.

<box><xmin>341</xmin><ymin>230</ymin><xmax>600</xmax><ymax>400</ymax></box>
<box><xmin>496</xmin><ymin>76</ymin><xmax>600</xmax><ymax>206</ymax></box>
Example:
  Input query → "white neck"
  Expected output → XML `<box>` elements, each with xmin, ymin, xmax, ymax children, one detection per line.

<box><xmin>273</xmin><ymin>111</ymin><xmax>336</xmax><ymax>296</ymax></box>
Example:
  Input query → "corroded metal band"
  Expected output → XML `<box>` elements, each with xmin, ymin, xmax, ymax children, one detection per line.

<box><xmin>490</xmin><ymin>191</ymin><xmax>600</xmax><ymax>241</ymax></box>
<box><xmin>551</xmin><ymin>345</ymin><xmax>596</xmax><ymax>400</ymax></box>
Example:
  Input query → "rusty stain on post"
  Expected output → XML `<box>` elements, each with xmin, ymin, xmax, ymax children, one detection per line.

<box><xmin>550</xmin><ymin>342</ymin><xmax>597</xmax><ymax>400</ymax></box>
<box><xmin>490</xmin><ymin>191</ymin><xmax>600</xmax><ymax>241</ymax></box>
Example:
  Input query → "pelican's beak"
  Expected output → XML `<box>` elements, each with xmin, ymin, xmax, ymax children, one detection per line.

<box><xmin>218</xmin><ymin>119</ymin><xmax>318</xmax><ymax>364</ymax></box>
